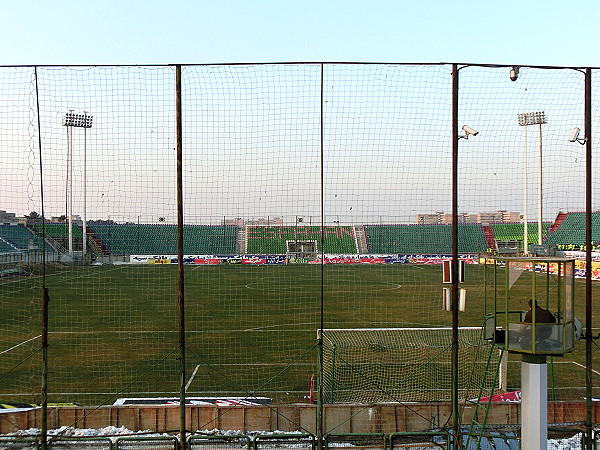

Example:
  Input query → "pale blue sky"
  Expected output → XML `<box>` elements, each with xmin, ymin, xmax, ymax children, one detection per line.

<box><xmin>1</xmin><ymin>0</ymin><xmax>599</xmax><ymax>67</ymax></box>
<box><xmin>0</xmin><ymin>1</ymin><xmax>597</xmax><ymax>223</ymax></box>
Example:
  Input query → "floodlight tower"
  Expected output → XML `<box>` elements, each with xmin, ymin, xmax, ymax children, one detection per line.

<box><xmin>518</xmin><ymin>111</ymin><xmax>547</xmax><ymax>253</ymax></box>
<box><xmin>63</xmin><ymin>111</ymin><xmax>93</xmax><ymax>258</ymax></box>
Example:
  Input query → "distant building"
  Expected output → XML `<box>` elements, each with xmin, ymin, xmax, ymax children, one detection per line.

<box><xmin>0</xmin><ymin>210</ymin><xmax>17</xmax><ymax>225</ymax></box>
<box><xmin>476</xmin><ymin>210</ymin><xmax>522</xmax><ymax>224</ymax></box>
<box><xmin>417</xmin><ymin>212</ymin><xmax>475</xmax><ymax>224</ymax></box>
<box><xmin>40</xmin><ymin>215</ymin><xmax>82</xmax><ymax>224</ymax></box>
<box><xmin>417</xmin><ymin>210</ymin><xmax>521</xmax><ymax>225</ymax></box>
<box><xmin>222</xmin><ymin>217</ymin><xmax>284</xmax><ymax>226</ymax></box>
<box><xmin>416</xmin><ymin>213</ymin><xmax>443</xmax><ymax>225</ymax></box>
<box><xmin>222</xmin><ymin>218</ymin><xmax>246</xmax><ymax>226</ymax></box>
<box><xmin>500</xmin><ymin>210</ymin><xmax>522</xmax><ymax>222</ymax></box>
<box><xmin>477</xmin><ymin>212</ymin><xmax>504</xmax><ymax>224</ymax></box>
<box><xmin>443</xmin><ymin>213</ymin><xmax>477</xmax><ymax>224</ymax></box>
<box><xmin>247</xmin><ymin>217</ymin><xmax>283</xmax><ymax>226</ymax></box>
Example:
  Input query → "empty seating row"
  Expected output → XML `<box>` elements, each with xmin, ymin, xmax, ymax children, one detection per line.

<box><xmin>89</xmin><ymin>224</ymin><xmax>237</xmax><ymax>255</ymax></box>
<box><xmin>0</xmin><ymin>224</ymin><xmax>51</xmax><ymax>253</ymax></box>
<box><xmin>6</xmin><ymin>215</ymin><xmax>597</xmax><ymax>257</ymax></box>
<box><xmin>0</xmin><ymin>239</ymin><xmax>18</xmax><ymax>253</ymax></box>
<box><xmin>491</xmin><ymin>222</ymin><xmax>551</xmax><ymax>245</ymax></box>
<box><xmin>543</xmin><ymin>212</ymin><xmax>600</xmax><ymax>247</ymax></box>
<box><xmin>365</xmin><ymin>224</ymin><xmax>487</xmax><ymax>254</ymax></box>
<box><xmin>31</xmin><ymin>223</ymin><xmax>83</xmax><ymax>238</ymax></box>
<box><xmin>246</xmin><ymin>226</ymin><xmax>357</xmax><ymax>254</ymax></box>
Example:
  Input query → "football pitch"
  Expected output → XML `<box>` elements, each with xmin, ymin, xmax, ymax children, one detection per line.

<box><xmin>1</xmin><ymin>262</ymin><xmax>598</xmax><ymax>405</ymax></box>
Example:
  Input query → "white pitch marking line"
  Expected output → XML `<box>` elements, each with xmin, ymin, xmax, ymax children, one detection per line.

<box><xmin>0</xmin><ymin>335</ymin><xmax>41</xmax><ymax>355</ymax></box>
<box><xmin>558</xmin><ymin>361</ymin><xmax>600</xmax><ymax>377</ymax></box>
<box><xmin>185</xmin><ymin>364</ymin><xmax>201</xmax><ymax>391</ymax></box>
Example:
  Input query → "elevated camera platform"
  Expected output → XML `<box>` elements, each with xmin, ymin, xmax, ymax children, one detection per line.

<box><xmin>483</xmin><ymin>256</ymin><xmax>578</xmax><ymax>356</ymax></box>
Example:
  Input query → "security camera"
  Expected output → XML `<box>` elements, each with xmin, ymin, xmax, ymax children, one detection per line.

<box><xmin>462</xmin><ymin>125</ymin><xmax>479</xmax><ymax>136</ymax></box>
<box><xmin>569</xmin><ymin>127</ymin><xmax>580</xmax><ymax>143</ymax></box>
<box><xmin>510</xmin><ymin>66</ymin><xmax>520</xmax><ymax>82</ymax></box>
<box><xmin>569</xmin><ymin>127</ymin><xmax>586</xmax><ymax>145</ymax></box>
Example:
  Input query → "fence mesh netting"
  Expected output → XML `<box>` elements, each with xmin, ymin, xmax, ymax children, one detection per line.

<box><xmin>0</xmin><ymin>64</ymin><xmax>599</xmax><ymax>437</ymax></box>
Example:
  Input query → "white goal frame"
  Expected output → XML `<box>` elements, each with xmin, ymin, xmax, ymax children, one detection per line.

<box><xmin>318</xmin><ymin>327</ymin><xmax>507</xmax><ymax>403</ymax></box>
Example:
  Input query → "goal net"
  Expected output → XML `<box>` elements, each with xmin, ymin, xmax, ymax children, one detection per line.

<box><xmin>319</xmin><ymin>327</ymin><xmax>506</xmax><ymax>403</ymax></box>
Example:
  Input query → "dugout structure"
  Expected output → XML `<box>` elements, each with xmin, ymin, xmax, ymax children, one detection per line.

<box><xmin>319</xmin><ymin>327</ymin><xmax>506</xmax><ymax>403</ymax></box>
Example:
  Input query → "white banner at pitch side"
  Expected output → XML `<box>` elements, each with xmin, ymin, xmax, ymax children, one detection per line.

<box><xmin>129</xmin><ymin>254</ymin><xmax>481</xmax><ymax>265</ymax></box>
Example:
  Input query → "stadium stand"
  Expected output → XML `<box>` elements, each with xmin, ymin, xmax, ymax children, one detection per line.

<box><xmin>246</xmin><ymin>225</ymin><xmax>358</xmax><ymax>254</ymax></box>
<box><xmin>490</xmin><ymin>222</ymin><xmax>551</xmax><ymax>245</ymax></box>
<box><xmin>481</xmin><ymin>225</ymin><xmax>495</xmax><ymax>250</ymax></box>
<box><xmin>18</xmin><ymin>215</ymin><xmax>600</xmax><ymax>257</ymax></box>
<box><xmin>543</xmin><ymin>211</ymin><xmax>600</xmax><ymax>249</ymax></box>
<box><xmin>548</xmin><ymin>212</ymin><xmax>568</xmax><ymax>233</ymax></box>
<box><xmin>29</xmin><ymin>223</ymin><xmax>85</xmax><ymax>253</ymax></box>
<box><xmin>89</xmin><ymin>224</ymin><xmax>237</xmax><ymax>255</ymax></box>
<box><xmin>365</xmin><ymin>224</ymin><xmax>487</xmax><ymax>254</ymax></box>
<box><xmin>32</xmin><ymin>223</ymin><xmax>83</xmax><ymax>239</ymax></box>
<box><xmin>0</xmin><ymin>224</ymin><xmax>48</xmax><ymax>253</ymax></box>
<box><xmin>0</xmin><ymin>239</ymin><xmax>17</xmax><ymax>253</ymax></box>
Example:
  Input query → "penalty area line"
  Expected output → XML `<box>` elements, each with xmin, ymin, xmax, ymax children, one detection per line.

<box><xmin>0</xmin><ymin>335</ymin><xmax>41</xmax><ymax>356</ymax></box>
<box><xmin>554</xmin><ymin>360</ymin><xmax>600</xmax><ymax>377</ymax></box>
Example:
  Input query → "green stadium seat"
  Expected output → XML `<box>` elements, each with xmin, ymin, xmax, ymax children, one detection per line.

<box><xmin>246</xmin><ymin>225</ymin><xmax>357</xmax><ymax>254</ymax></box>
<box><xmin>0</xmin><ymin>224</ymin><xmax>49</xmax><ymax>253</ymax></box>
<box><xmin>491</xmin><ymin>222</ymin><xmax>551</xmax><ymax>246</ymax></box>
<box><xmin>544</xmin><ymin>212</ymin><xmax>600</xmax><ymax>248</ymax></box>
<box><xmin>89</xmin><ymin>224</ymin><xmax>237</xmax><ymax>255</ymax></box>
<box><xmin>32</xmin><ymin>223</ymin><xmax>83</xmax><ymax>238</ymax></box>
<box><xmin>365</xmin><ymin>224</ymin><xmax>487</xmax><ymax>254</ymax></box>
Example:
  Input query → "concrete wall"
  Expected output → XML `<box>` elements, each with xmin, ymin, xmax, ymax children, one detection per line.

<box><xmin>0</xmin><ymin>402</ymin><xmax>596</xmax><ymax>435</ymax></box>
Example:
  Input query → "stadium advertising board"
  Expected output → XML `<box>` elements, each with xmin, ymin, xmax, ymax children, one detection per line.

<box><xmin>561</xmin><ymin>250</ymin><xmax>600</xmax><ymax>261</ymax></box>
<box><xmin>466</xmin><ymin>391</ymin><xmax>521</xmax><ymax>404</ymax></box>
<box><xmin>191</xmin><ymin>257</ymin><xmax>220</xmax><ymax>265</ymax></box>
<box><xmin>242</xmin><ymin>256</ymin><xmax>267</xmax><ymax>264</ymax></box>
<box><xmin>130</xmin><ymin>254</ymin><xmax>479</xmax><ymax>265</ymax></box>
<box><xmin>479</xmin><ymin>257</ymin><xmax>600</xmax><ymax>281</ymax></box>
<box><xmin>397</xmin><ymin>254</ymin><xmax>479</xmax><ymax>264</ymax></box>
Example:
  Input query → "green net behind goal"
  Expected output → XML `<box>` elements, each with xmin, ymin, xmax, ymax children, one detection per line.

<box><xmin>320</xmin><ymin>327</ymin><xmax>506</xmax><ymax>403</ymax></box>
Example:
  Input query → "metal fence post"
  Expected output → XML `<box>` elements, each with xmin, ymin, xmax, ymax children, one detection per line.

<box><xmin>451</xmin><ymin>63</ymin><xmax>461</xmax><ymax>445</ymax></box>
<box><xmin>584</xmin><ymin>67</ymin><xmax>593</xmax><ymax>450</ymax></box>
<box><xmin>176</xmin><ymin>64</ymin><xmax>187</xmax><ymax>450</ymax></box>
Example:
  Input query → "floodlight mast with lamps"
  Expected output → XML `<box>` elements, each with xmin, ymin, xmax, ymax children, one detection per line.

<box><xmin>63</xmin><ymin>112</ymin><xmax>93</xmax><ymax>258</ymax></box>
<box><xmin>518</xmin><ymin>111</ymin><xmax>547</xmax><ymax>252</ymax></box>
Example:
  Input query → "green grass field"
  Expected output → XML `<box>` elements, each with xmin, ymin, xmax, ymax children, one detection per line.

<box><xmin>1</xmin><ymin>262</ymin><xmax>598</xmax><ymax>405</ymax></box>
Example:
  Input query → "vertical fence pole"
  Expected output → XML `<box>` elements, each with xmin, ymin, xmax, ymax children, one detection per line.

<box><xmin>317</xmin><ymin>62</ymin><xmax>325</xmax><ymax>450</ymax></box>
<box><xmin>34</xmin><ymin>66</ymin><xmax>50</xmax><ymax>450</ymax></box>
<box><xmin>175</xmin><ymin>65</ymin><xmax>187</xmax><ymax>450</ymax></box>
<box><xmin>584</xmin><ymin>67</ymin><xmax>593</xmax><ymax>450</ymax></box>
<box><xmin>451</xmin><ymin>64</ymin><xmax>460</xmax><ymax>445</ymax></box>
<box><xmin>41</xmin><ymin>287</ymin><xmax>49</xmax><ymax>450</ymax></box>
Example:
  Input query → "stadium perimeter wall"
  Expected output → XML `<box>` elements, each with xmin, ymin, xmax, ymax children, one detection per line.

<box><xmin>0</xmin><ymin>402</ymin><xmax>596</xmax><ymax>435</ymax></box>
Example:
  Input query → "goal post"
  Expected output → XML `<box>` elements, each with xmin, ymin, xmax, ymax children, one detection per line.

<box><xmin>318</xmin><ymin>327</ymin><xmax>506</xmax><ymax>403</ymax></box>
